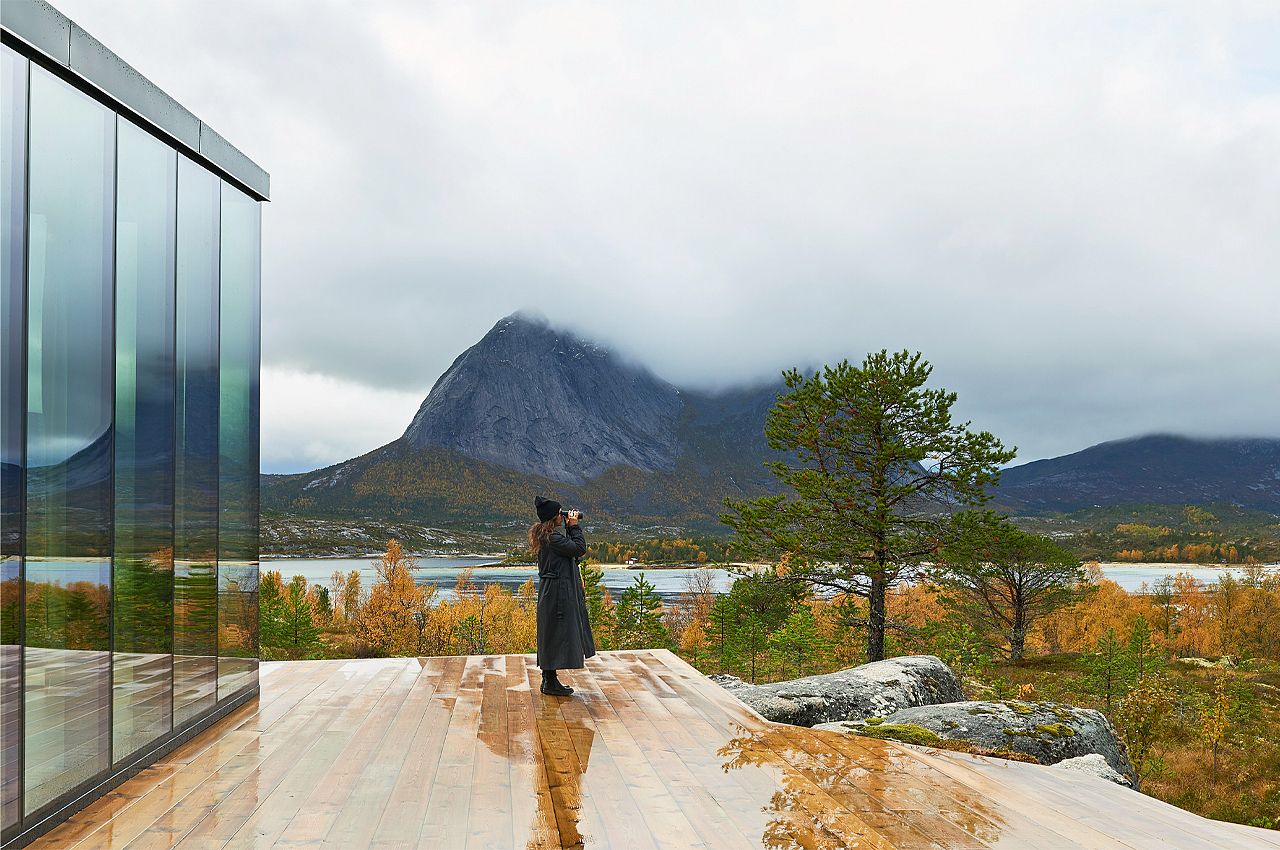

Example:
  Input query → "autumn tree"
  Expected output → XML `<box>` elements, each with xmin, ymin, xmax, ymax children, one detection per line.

<box><xmin>936</xmin><ymin>512</ymin><xmax>1082</xmax><ymax>662</ymax></box>
<box><xmin>1199</xmin><ymin>675</ymin><xmax>1234</xmax><ymax>790</ymax></box>
<box><xmin>1116</xmin><ymin>674</ymin><xmax>1175</xmax><ymax>785</ymax></box>
<box><xmin>723</xmin><ymin>351</ymin><xmax>1014</xmax><ymax>662</ymax></box>
<box><xmin>357</xmin><ymin>539</ymin><xmax>432</xmax><ymax>655</ymax></box>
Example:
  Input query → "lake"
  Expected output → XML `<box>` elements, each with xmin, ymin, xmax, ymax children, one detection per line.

<box><xmin>261</xmin><ymin>557</ymin><xmax>1277</xmax><ymax>600</ymax></box>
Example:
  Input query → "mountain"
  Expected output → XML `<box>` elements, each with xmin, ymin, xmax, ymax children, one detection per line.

<box><xmin>992</xmin><ymin>435</ymin><xmax>1280</xmax><ymax>514</ymax></box>
<box><xmin>263</xmin><ymin>314</ymin><xmax>786</xmax><ymax>531</ymax></box>
<box><xmin>403</xmin><ymin>313</ymin><xmax>683</xmax><ymax>485</ymax></box>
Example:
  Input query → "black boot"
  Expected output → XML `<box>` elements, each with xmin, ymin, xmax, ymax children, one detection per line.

<box><xmin>541</xmin><ymin>669</ymin><xmax>573</xmax><ymax>696</ymax></box>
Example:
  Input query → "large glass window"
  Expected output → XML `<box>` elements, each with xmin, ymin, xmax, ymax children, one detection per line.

<box><xmin>22</xmin><ymin>65</ymin><xmax>115</xmax><ymax>815</ymax></box>
<box><xmin>216</xmin><ymin>184</ymin><xmax>259</xmax><ymax>700</ymax></box>
<box><xmin>174</xmin><ymin>157</ymin><xmax>219</xmax><ymax>725</ymax></box>
<box><xmin>2</xmin><ymin>44</ymin><xmax>29</xmax><ymax>833</ymax></box>
<box><xmin>112</xmin><ymin>118</ymin><xmax>176</xmax><ymax>764</ymax></box>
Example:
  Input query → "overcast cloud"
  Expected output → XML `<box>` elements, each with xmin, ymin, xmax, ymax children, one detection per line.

<box><xmin>55</xmin><ymin>1</ymin><xmax>1280</xmax><ymax>474</ymax></box>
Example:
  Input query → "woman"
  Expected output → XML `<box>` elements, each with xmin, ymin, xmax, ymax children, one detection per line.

<box><xmin>530</xmin><ymin>496</ymin><xmax>596</xmax><ymax>696</ymax></box>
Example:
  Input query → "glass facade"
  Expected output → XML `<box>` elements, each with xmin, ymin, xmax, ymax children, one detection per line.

<box><xmin>216</xmin><ymin>186</ymin><xmax>260</xmax><ymax>700</ymax></box>
<box><xmin>0</xmin><ymin>41</ymin><xmax>263</xmax><ymax>841</ymax></box>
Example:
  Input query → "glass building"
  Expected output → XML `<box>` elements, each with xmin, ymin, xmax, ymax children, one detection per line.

<box><xmin>2</xmin><ymin>2</ymin><xmax>266</xmax><ymax>844</ymax></box>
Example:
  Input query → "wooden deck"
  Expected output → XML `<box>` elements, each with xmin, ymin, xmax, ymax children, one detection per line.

<box><xmin>27</xmin><ymin>650</ymin><xmax>1279</xmax><ymax>849</ymax></box>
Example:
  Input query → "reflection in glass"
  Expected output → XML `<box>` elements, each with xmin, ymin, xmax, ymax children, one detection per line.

<box><xmin>174</xmin><ymin>157</ymin><xmax>219</xmax><ymax>724</ymax></box>
<box><xmin>217</xmin><ymin>184</ymin><xmax>259</xmax><ymax>699</ymax></box>
<box><xmin>23</xmin><ymin>66</ymin><xmax>114</xmax><ymax>815</ymax></box>
<box><xmin>2</xmin><ymin>44</ymin><xmax>29</xmax><ymax>832</ymax></box>
<box><xmin>112</xmin><ymin>119</ymin><xmax>176</xmax><ymax>763</ymax></box>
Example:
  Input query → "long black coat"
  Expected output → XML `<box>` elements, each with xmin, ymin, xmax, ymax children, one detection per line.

<box><xmin>536</xmin><ymin>524</ymin><xmax>597</xmax><ymax>670</ymax></box>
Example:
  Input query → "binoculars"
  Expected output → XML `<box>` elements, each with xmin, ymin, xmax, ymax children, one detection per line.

<box><xmin>560</xmin><ymin>509</ymin><xmax>586</xmax><ymax>521</ymax></box>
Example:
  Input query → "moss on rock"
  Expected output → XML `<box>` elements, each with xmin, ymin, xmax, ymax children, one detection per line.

<box><xmin>1036</xmin><ymin>723</ymin><xmax>1076</xmax><ymax>738</ymax></box>
<box><xmin>854</xmin><ymin>723</ymin><xmax>943</xmax><ymax>747</ymax></box>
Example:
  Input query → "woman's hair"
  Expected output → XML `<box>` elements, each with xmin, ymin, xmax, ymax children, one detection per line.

<box><xmin>528</xmin><ymin>516</ymin><xmax>559</xmax><ymax>554</ymax></box>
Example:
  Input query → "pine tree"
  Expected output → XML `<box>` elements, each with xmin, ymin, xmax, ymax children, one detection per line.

<box><xmin>614</xmin><ymin>573</ymin><xmax>668</xmax><ymax>650</ymax></box>
<box><xmin>706</xmin><ymin>595</ymin><xmax>744</xmax><ymax>676</ymax></box>
<box><xmin>582</xmin><ymin>564</ymin><xmax>615</xmax><ymax>650</ymax></box>
<box><xmin>768</xmin><ymin>606</ymin><xmax>827</xmax><ymax>679</ymax></box>
<box><xmin>723</xmin><ymin>351</ymin><xmax>1014</xmax><ymax>662</ymax></box>
<box><xmin>1085</xmin><ymin>628</ymin><xmax>1133</xmax><ymax>712</ymax></box>
<box><xmin>1127</xmin><ymin>614</ymin><xmax>1163</xmax><ymax>682</ymax></box>
<box><xmin>278</xmin><ymin>576</ymin><xmax>323</xmax><ymax>659</ymax></box>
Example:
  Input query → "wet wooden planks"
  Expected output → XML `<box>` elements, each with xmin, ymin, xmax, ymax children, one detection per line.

<box><xmin>26</xmin><ymin>650</ymin><xmax>1279</xmax><ymax>850</ymax></box>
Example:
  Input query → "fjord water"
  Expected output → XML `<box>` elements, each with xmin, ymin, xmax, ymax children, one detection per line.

<box><xmin>261</xmin><ymin>556</ymin><xmax>738</xmax><ymax>602</ymax></box>
<box><xmin>260</xmin><ymin>557</ymin><xmax>1261</xmax><ymax>601</ymax></box>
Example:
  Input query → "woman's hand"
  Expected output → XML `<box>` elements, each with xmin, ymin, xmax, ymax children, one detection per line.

<box><xmin>565</xmin><ymin>510</ymin><xmax>580</xmax><ymax>526</ymax></box>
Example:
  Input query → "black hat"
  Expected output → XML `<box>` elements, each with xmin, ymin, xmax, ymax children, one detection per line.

<box><xmin>534</xmin><ymin>496</ymin><xmax>561</xmax><ymax>523</ymax></box>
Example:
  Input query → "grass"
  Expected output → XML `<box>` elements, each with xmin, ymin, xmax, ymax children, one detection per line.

<box><xmin>973</xmin><ymin>654</ymin><xmax>1280</xmax><ymax>830</ymax></box>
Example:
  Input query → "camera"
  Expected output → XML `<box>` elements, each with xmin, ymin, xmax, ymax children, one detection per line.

<box><xmin>560</xmin><ymin>509</ymin><xmax>586</xmax><ymax>521</ymax></box>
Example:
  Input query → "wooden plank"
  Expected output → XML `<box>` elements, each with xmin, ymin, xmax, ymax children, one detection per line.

<box><xmin>951</xmin><ymin>750</ymin><xmax>1256</xmax><ymax>850</ymax></box>
<box><xmin>588</xmin><ymin>654</ymin><xmax>779</xmax><ymax>843</ymax></box>
<box><xmin>505</xmin><ymin>655</ymin><xmax>564</xmax><ymax>850</ymax></box>
<box><xmin>272</xmin><ymin>660</ymin><xmax>424</xmax><ymax>846</ymax></box>
<box><xmin>32</xmin><ymin>667</ymin><xmax>322</xmax><ymax>850</ymax></box>
<box><xmin>322</xmin><ymin>655</ymin><xmax>459</xmax><ymax>848</ymax></box>
<box><xmin>522</xmin><ymin>658</ymin><xmax>613</xmax><ymax>849</ymax></box>
<box><xmin>575</xmin><ymin>657</ymin><xmax>753</xmax><ymax>850</ymax></box>
<box><xmin>465</xmin><ymin>655</ymin><xmax>515</xmax><ymax>850</ymax></box>
<box><xmin>219</xmin><ymin>660</ymin><xmax>413</xmax><ymax>848</ymax></box>
<box><xmin>413</xmin><ymin>655</ymin><xmax>486</xmax><ymax>849</ymax></box>
<box><xmin>177</xmin><ymin>659</ymin><xmax>394</xmax><ymax>845</ymax></box>
<box><xmin>554</xmin><ymin>676</ymin><xmax>665</xmax><ymax>850</ymax></box>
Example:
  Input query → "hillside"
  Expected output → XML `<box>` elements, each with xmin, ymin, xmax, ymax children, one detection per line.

<box><xmin>992</xmin><ymin>435</ymin><xmax>1280</xmax><ymax>514</ymax></box>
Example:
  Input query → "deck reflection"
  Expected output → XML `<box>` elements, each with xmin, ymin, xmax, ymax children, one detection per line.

<box><xmin>28</xmin><ymin>650</ymin><xmax>1280</xmax><ymax>849</ymax></box>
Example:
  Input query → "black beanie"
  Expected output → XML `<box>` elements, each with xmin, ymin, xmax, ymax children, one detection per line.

<box><xmin>534</xmin><ymin>496</ymin><xmax>561</xmax><ymax>523</ymax></box>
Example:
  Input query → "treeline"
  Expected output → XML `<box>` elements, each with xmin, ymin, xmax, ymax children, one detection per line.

<box><xmin>1057</xmin><ymin>504</ymin><xmax>1280</xmax><ymax>564</ymax></box>
<box><xmin>664</xmin><ymin>563</ymin><xmax>1280</xmax><ymax>685</ymax></box>
<box><xmin>259</xmin><ymin>540</ymin><xmax>541</xmax><ymax>660</ymax></box>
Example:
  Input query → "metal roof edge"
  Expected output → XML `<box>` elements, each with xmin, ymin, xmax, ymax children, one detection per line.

<box><xmin>2</xmin><ymin>0</ymin><xmax>270</xmax><ymax>201</ymax></box>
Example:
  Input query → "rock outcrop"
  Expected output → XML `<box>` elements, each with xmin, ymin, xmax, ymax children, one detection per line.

<box><xmin>1052</xmin><ymin>753</ymin><xmax>1133</xmax><ymax>786</ymax></box>
<box><xmin>710</xmin><ymin>655</ymin><xmax>964</xmax><ymax>727</ymax></box>
<box><xmin>814</xmin><ymin>699</ymin><xmax>1138</xmax><ymax>786</ymax></box>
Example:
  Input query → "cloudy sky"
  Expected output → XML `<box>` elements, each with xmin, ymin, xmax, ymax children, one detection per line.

<box><xmin>57</xmin><ymin>1</ymin><xmax>1280</xmax><ymax>474</ymax></box>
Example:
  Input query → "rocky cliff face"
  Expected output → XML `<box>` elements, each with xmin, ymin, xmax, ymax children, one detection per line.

<box><xmin>994</xmin><ymin>435</ymin><xmax>1280</xmax><ymax>513</ymax></box>
<box><xmin>402</xmin><ymin>313</ymin><xmax>685</xmax><ymax>485</ymax></box>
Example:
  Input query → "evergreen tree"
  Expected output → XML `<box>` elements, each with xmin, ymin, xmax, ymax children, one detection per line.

<box><xmin>936</xmin><ymin>512</ymin><xmax>1082</xmax><ymax>662</ymax></box>
<box><xmin>768</xmin><ymin>605</ymin><xmax>828</xmax><ymax>679</ymax></box>
<box><xmin>1085</xmin><ymin>628</ymin><xmax>1133</xmax><ymax>712</ymax></box>
<box><xmin>279</xmin><ymin>576</ymin><xmax>322</xmax><ymax>659</ymax></box>
<box><xmin>729</xmin><ymin>571</ymin><xmax>805</xmax><ymax>682</ymax></box>
<box><xmin>706</xmin><ymin>595</ymin><xmax>744</xmax><ymax>676</ymax></box>
<box><xmin>1127</xmin><ymin>614</ymin><xmax>1163</xmax><ymax>682</ymax></box>
<box><xmin>582</xmin><ymin>564</ymin><xmax>615</xmax><ymax>650</ymax></box>
<box><xmin>258</xmin><ymin>570</ymin><xmax>287</xmax><ymax>649</ymax></box>
<box><xmin>723</xmin><ymin>351</ymin><xmax>1014</xmax><ymax>662</ymax></box>
<box><xmin>614</xmin><ymin>573</ymin><xmax>668</xmax><ymax>649</ymax></box>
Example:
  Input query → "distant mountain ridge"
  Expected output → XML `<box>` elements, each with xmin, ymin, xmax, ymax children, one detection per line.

<box><xmin>262</xmin><ymin>315</ymin><xmax>1280</xmax><ymax>530</ymax></box>
<box><xmin>992</xmin><ymin>435</ymin><xmax>1280</xmax><ymax>514</ymax></box>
